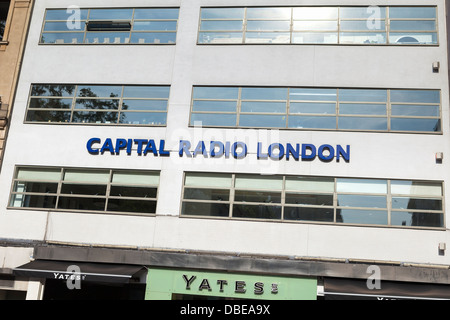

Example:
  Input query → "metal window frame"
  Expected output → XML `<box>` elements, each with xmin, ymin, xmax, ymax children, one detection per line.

<box><xmin>190</xmin><ymin>86</ymin><xmax>442</xmax><ymax>134</ymax></box>
<box><xmin>39</xmin><ymin>7</ymin><xmax>180</xmax><ymax>45</ymax></box>
<box><xmin>8</xmin><ymin>166</ymin><xmax>160</xmax><ymax>216</ymax></box>
<box><xmin>197</xmin><ymin>5</ymin><xmax>439</xmax><ymax>46</ymax></box>
<box><xmin>24</xmin><ymin>84</ymin><xmax>170</xmax><ymax>126</ymax></box>
<box><xmin>180</xmin><ymin>172</ymin><xmax>445</xmax><ymax>230</ymax></box>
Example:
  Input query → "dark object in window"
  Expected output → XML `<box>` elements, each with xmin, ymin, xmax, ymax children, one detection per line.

<box><xmin>86</xmin><ymin>21</ymin><xmax>131</xmax><ymax>32</ymax></box>
<box><xmin>0</xmin><ymin>0</ymin><xmax>10</xmax><ymax>41</ymax></box>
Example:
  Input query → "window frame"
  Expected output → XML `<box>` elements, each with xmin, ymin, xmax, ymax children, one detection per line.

<box><xmin>189</xmin><ymin>86</ymin><xmax>442</xmax><ymax>134</ymax></box>
<box><xmin>197</xmin><ymin>5</ymin><xmax>439</xmax><ymax>46</ymax></box>
<box><xmin>180</xmin><ymin>172</ymin><xmax>445</xmax><ymax>230</ymax></box>
<box><xmin>39</xmin><ymin>7</ymin><xmax>180</xmax><ymax>45</ymax></box>
<box><xmin>24</xmin><ymin>84</ymin><xmax>171</xmax><ymax>126</ymax></box>
<box><xmin>8</xmin><ymin>166</ymin><xmax>160</xmax><ymax>216</ymax></box>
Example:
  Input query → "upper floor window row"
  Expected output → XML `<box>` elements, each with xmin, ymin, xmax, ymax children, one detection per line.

<box><xmin>181</xmin><ymin>172</ymin><xmax>444</xmax><ymax>229</ymax></box>
<box><xmin>26</xmin><ymin>84</ymin><xmax>170</xmax><ymax>126</ymax></box>
<box><xmin>9</xmin><ymin>166</ymin><xmax>160</xmax><ymax>215</ymax></box>
<box><xmin>191</xmin><ymin>86</ymin><xmax>441</xmax><ymax>134</ymax></box>
<box><xmin>198</xmin><ymin>6</ymin><xmax>438</xmax><ymax>45</ymax></box>
<box><xmin>40</xmin><ymin>8</ymin><xmax>179</xmax><ymax>44</ymax></box>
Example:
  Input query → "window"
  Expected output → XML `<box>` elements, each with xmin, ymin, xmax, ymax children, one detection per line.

<box><xmin>198</xmin><ymin>6</ymin><xmax>437</xmax><ymax>45</ymax></box>
<box><xmin>25</xmin><ymin>84</ymin><xmax>170</xmax><ymax>126</ymax></box>
<box><xmin>40</xmin><ymin>8</ymin><xmax>179</xmax><ymax>44</ymax></box>
<box><xmin>190</xmin><ymin>86</ymin><xmax>441</xmax><ymax>133</ymax></box>
<box><xmin>0</xmin><ymin>0</ymin><xmax>10</xmax><ymax>41</ymax></box>
<box><xmin>9</xmin><ymin>167</ymin><xmax>159</xmax><ymax>215</ymax></box>
<box><xmin>181</xmin><ymin>173</ymin><xmax>444</xmax><ymax>229</ymax></box>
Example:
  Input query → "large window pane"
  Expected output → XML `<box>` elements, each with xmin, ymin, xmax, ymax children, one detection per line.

<box><xmin>29</xmin><ymin>98</ymin><xmax>73</xmax><ymax>109</ymax></box>
<box><xmin>391</xmin><ymin>212</ymin><xmax>443</xmax><ymax>228</ymax></box>
<box><xmin>392</xmin><ymin>197</ymin><xmax>442</xmax><ymax>211</ymax></box>
<box><xmin>339</xmin><ymin>209</ymin><xmax>388</xmax><ymax>225</ymax></box>
<box><xmin>391</xmin><ymin>181</ymin><xmax>442</xmax><ymax>196</ymax></box>
<box><xmin>390</xmin><ymin>118</ymin><xmax>440</xmax><ymax>132</ymax></box>
<box><xmin>239</xmin><ymin>114</ymin><xmax>286</xmax><ymax>128</ymax></box>
<box><xmin>339</xmin><ymin>89</ymin><xmax>387</xmax><ymax>102</ymax></box>
<box><xmin>246</xmin><ymin>20</ymin><xmax>291</xmax><ymax>31</ymax></box>
<box><xmin>244</xmin><ymin>32</ymin><xmax>291</xmax><ymax>43</ymax></box>
<box><xmin>288</xmin><ymin>115</ymin><xmax>336</xmax><ymax>129</ymax></box>
<box><xmin>185</xmin><ymin>173</ymin><xmax>232</xmax><ymax>189</ymax></box>
<box><xmin>198</xmin><ymin>32</ymin><xmax>243</xmax><ymax>44</ymax></box>
<box><xmin>389</xmin><ymin>32</ymin><xmax>437</xmax><ymax>45</ymax></box>
<box><xmin>337</xmin><ymin>178</ymin><xmax>387</xmax><ymax>194</ymax></box>
<box><xmin>201</xmin><ymin>8</ymin><xmax>245</xmax><ymax>19</ymax></box>
<box><xmin>247</xmin><ymin>7</ymin><xmax>291</xmax><ymax>19</ymax></box>
<box><xmin>285</xmin><ymin>177</ymin><xmax>334</xmax><ymax>192</ymax></box>
<box><xmin>292</xmin><ymin>32</ymin><xmax>338</xmax><ymax>44</ymax></box>
<box><xmin>234</xmin><ymin>190</ymin><xmax>282</xmax><ymax>203</ymax></box>
<box><xmin>285</xmin><ymin>194</ymin><xmax>333</xmax><ymax>206</ymax></box>
<box><xmin>284</xmin><ymin>207</ymin><xmax>334</xmax><ymax>222</ymax></box>
<box><xmin>338</xmin><ymin>116</ymin><xmax>388</xmax><ymax>131</ymax></box>
<box><xmin>119</xmin><ymin>112</ymin><xmax>166</xmax><ymax>125</ymax></box>
<box><xmin>290</xmin><ymin>88</ymin><xmax>337</xmax><ymax>102</ymax></box>
<box><xmin>200</xmin><ymin>20</ymin><xmax>243</xmax><ymax>31</ymax></box>
<box><xmin>184</xmin><ymin>188</ymin><xmax>230</xmax><ymax>201</ymax></box>
<box><xmin>290</xmin><ymin>102</ymin><xmax>336</xmax><ymax>115</ymax></box>
<box><xmin>337</xmin><ymin>195</ymin><xmax>387</xmax><ymax>208</ymax></box>
<box><xmin>31</xmin><ymin>85</ymin><xmax>76</xmax><ymax>97</ymax></box>
<box><xmin>182</xmin><ymin>202</ymin><xmax>230</xmax><ymax>217</ymax></box>
<box><xmin>26</xmin><ymin>110</ymin><xmax>71</xmax><ymax>123</ymax></box>
<box><xmin>340</xmin><ymin>7</ymin><xmax>386</xmax><ymax>19</ymax></box>
<box><xmin>235</xmin><ymin>175</ymin><xmax>283</xmax><ymax>190</ymax></box>
<box><xmin>241</xmin><ymin>101</ymin><xmax>286</xmax><ymax>113</ymax></box>
<box><xmin>192</xmin><ymin>100</ymin><xmax>237</xmax><ymax>112</ymax></box>
<box><xmin>293</xmin><ymin>7</ymin><xmax>338</xmax><ymax>19</ymax></box>
<box><xmin>193</xmin><ymin>87</ymin><xmax>239</xmax><ymax>100</ymax></box>
<box><xmin>390</xmin><ymin>90</ymin><xmax>440</xmax><ymax>104</ymax></box>
<box><xmin>191</xmin><ymin>113</ymin><xmax>237</xmax><ymax>126</ymax></box>
<box><xmin>389</xmin><ymin>7</ymin><xmax>436</xmax><ymax>19</ymax></box>
<box><xmin>122</xmin><ymin>100</ymin><xmax>167</xmax><ymax>111</ymax></box>
<box><xmin>391</xmin><ymin>104</ymin><xmax>439</xmax><ymax>117</ymax></box>
<box><xmin>41</xmin><ymin>33</ymin><xmax>85</xmax><ymax>44</ymax></box>
<box><xmin>58</xmin><ymin>197</ymin><xmax>106</xmax><ymax>211</ymax></box>
<box><xmin>233</xmin><ymin>204</ymin><xmax>282</xmax><ymax>220</ymax></box>
<box><xmin>134</xmin><ymin>8</ymin><xmax>179</xmax><ymax>20</ymax></box>
<box><xmin>89</xmin><ymin>9</ymin><xmax>133</xmax><ymax>20</ymax></box>
<box><xmin>339</xmin><ymin>103</ymin><xmax>386</xmax><ymax>115</ymax></box>
<box><xmin>107</xmin><ymin>199</ymin><xmax>156</xmax><ymax>214</ymax></box>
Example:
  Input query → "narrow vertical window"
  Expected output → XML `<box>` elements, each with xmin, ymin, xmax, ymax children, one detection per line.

<box><xmin>0</xmin><ymin>0</ymin><xmax>10</xmax><ymax>41</ymax></box>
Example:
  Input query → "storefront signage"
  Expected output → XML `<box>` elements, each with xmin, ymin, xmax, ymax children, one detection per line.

<box><xmin>145</xmin><ymin>268</ymin><xmax>317</xmax><ymax>300</ymax></box>
<box><xmin>87</xmin><ymin>138</ymin><xmax>350</xmax><ymax>162</ymax></box>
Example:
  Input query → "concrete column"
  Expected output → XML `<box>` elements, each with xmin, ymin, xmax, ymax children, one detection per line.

<box><xmin>25</xmin><ymin>279</ymin><xmax>45</xmax><ymax>300</ymax></box>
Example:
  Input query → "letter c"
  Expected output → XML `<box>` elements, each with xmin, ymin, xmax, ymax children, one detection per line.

<box><xmin>87</xmin><ymin>138</ymin><xmax>101</xmax><ymax>155</ymax></box>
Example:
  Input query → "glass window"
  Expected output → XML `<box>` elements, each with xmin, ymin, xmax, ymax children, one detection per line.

<box><xmin>10</xmin><ymin>167</ymin><xmax>159</xmax><ymax>215</ymax></box>
<box><xmin>198</xmin><ymin>6</ymin><xmax>436</xmax><ymax>46</ymax></box>
<box><xmin>181</xmin><ymin>173</ymin><xmax>444</xmax><ymax>229</ymax></box>
<box><xmin>190</xmin><ymin>86</ymin><xmax>441</xmax><ymax>133</ymax></box>
<box><xmin>41</xmin><ymin>8</ymin><xmax>179</xmax><ymax>45</ymax></box>
<box><xmin>26</xmin><ymin>84</ymin><xmax>170</xmax><ymax>126</ymax></box>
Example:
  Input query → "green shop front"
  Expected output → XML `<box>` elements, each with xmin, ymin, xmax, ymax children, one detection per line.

<box><xmin>145</xmin><ymin>268</ymin><xmax>317</xmax><ymax>300</ymax></box>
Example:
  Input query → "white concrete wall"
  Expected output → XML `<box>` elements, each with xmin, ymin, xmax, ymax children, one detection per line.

<box><xmin>0</xmin><ymin>0</ymin><xmax>449</xmax><ymax>266</ymax></box>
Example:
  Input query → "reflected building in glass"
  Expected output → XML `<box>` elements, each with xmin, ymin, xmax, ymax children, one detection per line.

<box><xmin>0</xmin><ymin>0</ymin><xmax>449</xmax><ymax>301</ymax></box>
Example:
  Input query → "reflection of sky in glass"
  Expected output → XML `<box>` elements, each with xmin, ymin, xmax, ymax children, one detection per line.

<box><xmin>339</xmin><ymin>209</ymin><xmax>388</xmax><ymax>225</ymax></box>
<box><xmin>247</xmin><ymin>7</ymin><xmax>291</xmax><ymax>19</ymax></box>
<box><xmin>293</xmin><ymin>7</ymin><xmax>338</xmax><ymax>19</ymax></box>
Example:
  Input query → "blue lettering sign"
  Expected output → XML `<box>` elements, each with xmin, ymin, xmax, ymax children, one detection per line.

<box><xmin>87</xmin><ymin>138</ymin><xmax>350</xmax><ymax>162</ymax></box>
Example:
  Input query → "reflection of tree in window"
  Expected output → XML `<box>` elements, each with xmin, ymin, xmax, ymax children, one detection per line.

<box><xmin>75</xmin><ymin>88</ymin><xmax>123</xmax><ymax>124</ymax></box>
<box><xmin>0</xmin><ymin>1</ymin><xmax>10</xmax><ymax>41</ymax></box>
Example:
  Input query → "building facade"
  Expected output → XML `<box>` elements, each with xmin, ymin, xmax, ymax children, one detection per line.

<box><xmin>1</xmin><ymin>0</ymin><xmax>450</xmax><ymax>300</ymax></box>
<box><xmin>0</xmin><ymin>0</ymin><xmax>34</xmax><ymax>300</ymax></box>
